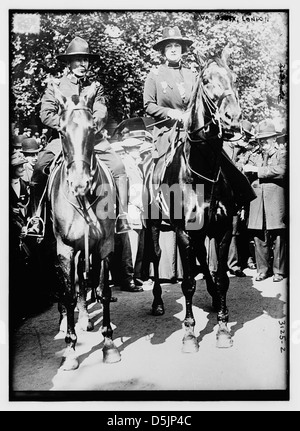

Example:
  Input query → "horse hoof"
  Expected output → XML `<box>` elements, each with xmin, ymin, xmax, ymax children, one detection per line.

<box><xmin>151</xmin><ymin>305</ymin><xmax>165</xmax><ymax>316</ymax></box>
<box><xmin>182</xmin><ymin>336</ymin><xmax>199</xmax><ymax>353</ymax></box>
<box><xmin>60</xmin><ymin>355</ymin><xmax>79</xmax><ymax>371</ymax></box>
<box><xmin>216</xmin><ymin>332</ymin><xmax>233</xmax><ymax>348</ymax></box>
<box><xmin>103</xmin><ymin>347</ymin><xmax>121</xmax><ymax>364</ymax></box>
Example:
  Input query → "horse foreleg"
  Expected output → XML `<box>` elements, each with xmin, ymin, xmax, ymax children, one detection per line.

<box><xmin>56</xmin><ymin>240</ymin><xmax>79</xmax><ymax>370</ymax></box>
<box><xmin>191</xmin><ymin>232</ymin><xmax>220</xmax><ymax>310</ymax></box>
<box><xmin>150</xmin><ymin>223</ymin><xmax>164</xmax><ymax>316</ymax></box>
<box><xmin>214</xmin><ymin>229</ymin><xmax>233</xmax><ymax>348</ymax></box>
<box><xmin>101</xmin><ymin>257</ymin><xmax>121</xmax><ymax>364</ymax></box>
<box><xmin>177</xmin><ymin>228</ymin><xmax>199</xmax><ymax>353</ymax></box>
<box><xmin>77</xmin><ymin>252</ymin><xmax>94</xmax><ymax>331</ymax></box>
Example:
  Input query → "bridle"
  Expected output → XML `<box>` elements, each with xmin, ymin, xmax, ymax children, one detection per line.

<box><xmin>61</xmin><ymin>106</ymin><xmax>97</xmax><ymax>176</ymax></box>
<box><xmin>187</xmin><ymin>83</ymin><xmax>237</xmax><ymax>143</ymax></box>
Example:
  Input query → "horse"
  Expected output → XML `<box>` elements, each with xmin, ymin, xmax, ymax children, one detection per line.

<box><xmin>145</xmin><ymin>48</ymin><xmax>246</xmax><ymax>352</ymax></box>
<box><xmin>49</xmin><ymin>82</ymin><xmax>121</xmax><ymax>370</ymax></box>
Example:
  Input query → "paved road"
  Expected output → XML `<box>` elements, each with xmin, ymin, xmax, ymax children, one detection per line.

<box><xmin>10</xmin><ymin>268</ymin><xmax>287</xmax><ymax>398</ymax></box>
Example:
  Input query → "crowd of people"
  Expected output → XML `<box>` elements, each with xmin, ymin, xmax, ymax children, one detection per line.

<box><xmin>10</xmin><ymin>29</ymin><xmax>288</xmax><ymax>320</ymax></box>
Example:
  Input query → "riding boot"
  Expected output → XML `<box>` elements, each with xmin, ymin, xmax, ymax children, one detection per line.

<box><xmin>115</xmin><ymin>174</ymin><xmax>131</xmax><ymax>234</ymax></box>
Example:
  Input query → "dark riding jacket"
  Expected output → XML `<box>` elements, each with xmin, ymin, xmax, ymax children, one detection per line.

<box><xmin>143</xmin><ymin>63</ymin><xmax>196</xmax><ymax>158</ymax></box>
<box><xmin>40</xmin><ymin>74</ymin><xmax>110</xmax><ymax>152</ymax></box>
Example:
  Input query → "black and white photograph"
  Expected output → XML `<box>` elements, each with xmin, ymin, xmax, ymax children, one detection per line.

<box><xmin>1</xmin><ymin>2</ymin><xmax>299</xmax><ymax>412</ymax></box>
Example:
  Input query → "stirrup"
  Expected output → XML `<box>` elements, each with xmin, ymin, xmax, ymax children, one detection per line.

<box><xmin>25</xmin><ymin>215</ymin><xmax>45</xmax><ymax>238</ymax></box>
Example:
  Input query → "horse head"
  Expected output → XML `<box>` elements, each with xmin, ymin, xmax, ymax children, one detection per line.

<box><xmin>189</xmin><ymin>45</ymin><xmax>241</xmax><ymax>139</ymax></box>
<box><xmin>53</xmin><ymin>81</ymin><xmax>97</xmax><ymax>196</ymax></box>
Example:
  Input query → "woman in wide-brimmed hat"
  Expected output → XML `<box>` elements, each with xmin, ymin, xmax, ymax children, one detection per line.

<box><xmin>143</xmin><ymin>26</ymin><xmax>196</xmax><ymax>159</ymax></box>
<box><xmin>28</xmin><ymin>36</ymin><xmax>130</xmax><ymax>235</ymax></box>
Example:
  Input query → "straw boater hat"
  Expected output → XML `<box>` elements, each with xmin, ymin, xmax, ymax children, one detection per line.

<box><xmin>153</xmin><ymin>26</ymin><xmax>193</xmax><ymax>53</ymax></box>
<box><xmin>56</xmin><ymin>36</ymin><xmax>99</xmax><ymax>63</ymax></box>
<box><xmin>255</xmin><ymin>119</ymin><xmax>283</xmax><ymax>140</ymax></box>
<box><xmin>21</xmin><ymin>138</ymin><xmax>41</xmax><ymax>154</ymax></box>
<box><xmin>11</xmin><ymin>151</ymin><xmax>27</xmax><ymax>167</ymax></box>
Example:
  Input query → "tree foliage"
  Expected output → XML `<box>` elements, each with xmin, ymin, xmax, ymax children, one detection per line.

<box><xmin>10</xmin><ymin>10</ymin><xmax>288</xmax><ymax>131</ymax></box>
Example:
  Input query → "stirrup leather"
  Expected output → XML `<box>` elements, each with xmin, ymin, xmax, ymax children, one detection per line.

<box><xmin>25</xmin><ymin>210</ymin><xmax>46</xmax><ymax>238</ymax></box>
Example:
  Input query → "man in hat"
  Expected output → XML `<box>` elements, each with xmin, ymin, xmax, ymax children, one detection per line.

<box><xmin>221</xmin><ymin>119</ymin><xmax>258</xmax><ymax>276</ymax></box>
<box><xmin>108</xmin><ymin>137</ymin><xmax>144</xmax><ymax>292</ymax></box>
<box><xmin>21</xmin><ymin>137</ymin><xmax>41</xmax><ymax>183</ymax></box>
<box><xmin>28</xmin><ymin>36</ymin><xmax>130</xmax><ymax>235</ymax></box>
<box><xmin>10</xmin><ymin>152</ymin><xmax>30</xmax><ymax>241</ymax></box>
<box><xmin>243</xmin><ymin>119</ymin><xmax>287</xmax><ymax>282</ymax></box>
<box><xmin>113</xmin><ymin>117</ymin><xmax>154</xmax><ymax>143</ymax></box>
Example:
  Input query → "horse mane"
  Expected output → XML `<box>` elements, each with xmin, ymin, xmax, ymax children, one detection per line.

<box><xmin>203</xmin><ymin>56</ymin><xmax>235</xmax><ymax>87</ymax></box>
<box><xmin>186</xmin><ymin>75</ymin><xmax>205</xmax><ymax>132</ymax></box>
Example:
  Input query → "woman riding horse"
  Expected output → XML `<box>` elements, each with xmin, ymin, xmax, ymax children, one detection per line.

<box><xmin>144</xmin><ymin>27</ymin><xmax>256</xmax><ymax>352</ymax></box>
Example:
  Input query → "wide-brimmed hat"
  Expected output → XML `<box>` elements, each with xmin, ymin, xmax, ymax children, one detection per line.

<box><xmin>255</xmin><ymin>119</ymin><xmax>283</xmax><ymax>140</ymax></box>
<box><xmin>113</xmin><ymin>117</ymin><xmax>153</xmax><ymax>142</ymax></box>
<box><xmin>56</xmin><ymin>36</ymin><xmax>99</xmax><ymax>63</ymax></box>
<box><xmin>153</xmin><ymin>26</ymin><xmax>193</xmax><ymax>52</ymax></box>
<box><xmin>11</xmin><ymin>151</ymin><xmax>27</xmax><ymax>167</ymax></box>
<box><xmin>21</xmin><ymin>138</ymin><xmax>41</xmax><ymax>154</ymax></box>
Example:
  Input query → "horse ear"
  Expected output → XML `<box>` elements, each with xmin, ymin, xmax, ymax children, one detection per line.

<box><xmin>193</xmin><ymin>47</ymin><xmax>206</xmax><ymax>69</ymax></box>
<box><xmin>81</xmin><ymin>81</ymin><xmax>97</xmax><ymax>109</ymax></box>
<box><xmin>51</xmin><ymin>81</ymin><xmax>68</xmax><ymax>111</ymax></box>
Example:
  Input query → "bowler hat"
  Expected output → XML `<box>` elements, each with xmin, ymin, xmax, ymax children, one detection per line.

<box><xmin>21</xmin><ymin>138</ymin><xmax>41</xmax><ymax>154</ymax></box>
<box><xmin>11</xmin><ymin>151</ymin><xmax>27</xmax><ymax>167</ymax></box>
<box><xmin>56</xmin><ymin>36</ymin><xmax>99</xmax><ymax>63</ymax></box>
<box><xmin>255</xmin><ymin>119</ymin><xmax>282</xmax><ymax>140</ymax></box>
<box><xmin>12</xmin><ymin>135</ymin><xmax>24</xmax><ymax>149</ymax></box>
<box><xmin>153</xmin><ymin>27</ymin><xmax>193</xmax><ymax>52</ymax></box>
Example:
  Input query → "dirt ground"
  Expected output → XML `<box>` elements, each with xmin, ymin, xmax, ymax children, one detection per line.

<box><xmin>9</xmin><ymin>267</ymin><xmax>288</xmax><ymax>402</ymax></box>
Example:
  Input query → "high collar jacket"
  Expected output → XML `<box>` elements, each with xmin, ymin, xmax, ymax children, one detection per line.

<box><xmin>40</xmin><ymin>74</ymin><xmax>108</xmax><ymax>133</ymax></box>
<box><xmin>143</xmin><ymin>63</ymin><xmax>197</xmax><ymax>157</ymax></box>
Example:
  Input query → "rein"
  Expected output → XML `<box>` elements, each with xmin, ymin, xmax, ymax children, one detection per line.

<box><xmin>184</xmin><ymin>81</ymin><xmax>235</xmax><ymax>184</ymax></box>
